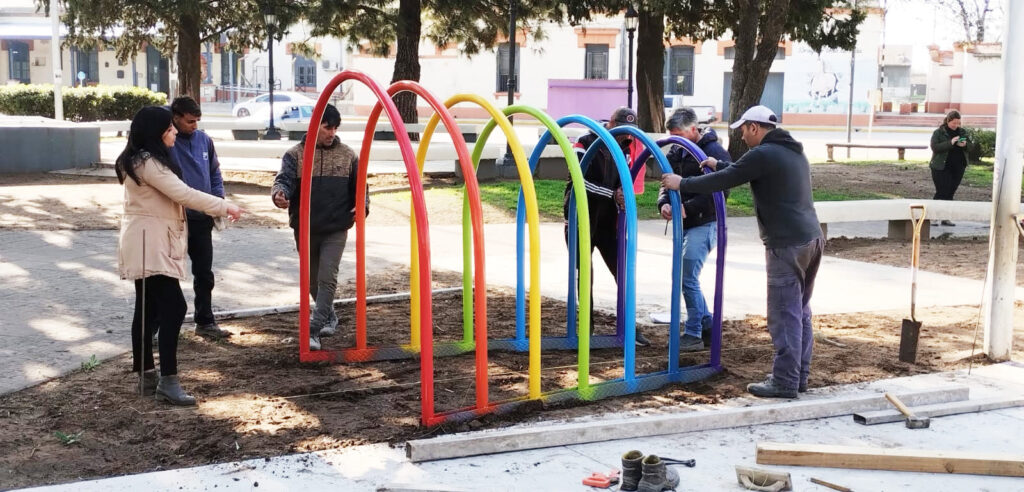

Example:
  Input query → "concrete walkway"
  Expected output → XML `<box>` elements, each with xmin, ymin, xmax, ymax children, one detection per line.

<box><xmin>21</xmin><ymin>362</ymin><xmax>1024</xmax><ymax>491</ymax></box>
<box><xmin>0</xmin><ymin>218</ymin><xmax>1010</xmax><ymax>395</ymax></box>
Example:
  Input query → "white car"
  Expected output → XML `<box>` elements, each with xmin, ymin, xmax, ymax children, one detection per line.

<box><xmin>232</xmin><ymin>91</ymin><xmax>317</xmax><ymax>118</ymax></box>
<box><xmin>664</xmin><ymin>95</ymin><xmax>716</xmax><ymax>124</ymax></box>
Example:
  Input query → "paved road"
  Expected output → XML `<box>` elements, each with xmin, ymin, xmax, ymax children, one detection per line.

<box><xmin>0</xmin><ymin>218</ymin><xmax>1010</xmax><ymax>396</ymax></box>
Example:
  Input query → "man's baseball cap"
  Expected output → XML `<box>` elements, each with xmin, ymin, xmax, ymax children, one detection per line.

<box><xmin>609</xmin><ymin>106</ymin><xmax>639</xmax><ymax>127</ymax></box>
<box><xmin>729</xmin><ymin>105</ymin><xmax>779</xmax><ymax>129</ymax></box>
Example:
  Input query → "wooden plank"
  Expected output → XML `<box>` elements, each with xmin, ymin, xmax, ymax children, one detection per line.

<box><xmin>405</xmin><ymin>386</ymin><xmax>969</xmax><ymax>462</ymax></box>
<box><xmin>854</xmin><ymin>396</ymin><xmax>1024</xmax><ymax>425</ymax></box>
<box><xmin>756</xmin><ymin>442</ymin><xmax>1024</xmax><ymax>477</ymax></box>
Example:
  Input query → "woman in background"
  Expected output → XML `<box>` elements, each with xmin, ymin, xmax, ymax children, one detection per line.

<box><xmin>116</xmin><ymin>106</ymin><xmax>244</xmax><ymax>405</ymax></box>
<box><xmin>929</xmin><ymin>110</ymin><xmax>969</xmax><ymax>226</ymax></box>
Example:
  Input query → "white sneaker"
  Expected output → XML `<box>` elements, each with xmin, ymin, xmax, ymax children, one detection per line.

<box><xmin>309</xmin><ymin>335</ymin><xmax>321</xmax><ymax>351</ymax></box>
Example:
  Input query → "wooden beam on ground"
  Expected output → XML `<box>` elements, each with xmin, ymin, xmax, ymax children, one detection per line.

<box><xmin>757</xmin><ymin>442</ymin><xmax>1024</xmax><ymax>477</ymax></box>
<box><xmin>405</xmin><ymin>386</ymin><xmax>968</xmax><ymax>462</ymax></box>
<box><xmin>854</xmin><ymin>396</ymin><xmax>1024</xmax><ymax>425</ymax></box>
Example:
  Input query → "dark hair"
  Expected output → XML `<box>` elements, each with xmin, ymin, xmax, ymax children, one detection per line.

<box><xmin>115</xmin><ymin>106</ymin><xmax>182</xmax><ymax>185</ymax></box>
<box><xmin>170</xmin><ymin>96</ymin><xmax>202</xmax><ymax>117</ymax></box>
<box><xmin>666</xmin><ymin>107</ymin><xmax>698</xmax><ymax>131</ymax></box>
<box><xmin>943</xmin><ymin>110</ymin><xmax>962</xmax><ymax>125</ymax></box>
<box><xmin>322</xmin><ymin>104</ymin><xmax>341</xmax><ymax>128</ymax></box>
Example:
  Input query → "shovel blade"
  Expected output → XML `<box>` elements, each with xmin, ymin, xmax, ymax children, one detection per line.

<box><xmin>899</xmin><ymin>319</ymin><xmax>922</xmax><ymax>363</ymax></box>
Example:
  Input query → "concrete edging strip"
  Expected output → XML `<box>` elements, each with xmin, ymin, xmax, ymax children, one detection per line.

<box><xmin>852</xmin><ymin>396</ymin><xmax>1024</xmax><ymax>425</ymax></box>
<box><xmin>405</xmin><ymin>386</ymin><xmax>970</xmax><ymax>462</ymax></box>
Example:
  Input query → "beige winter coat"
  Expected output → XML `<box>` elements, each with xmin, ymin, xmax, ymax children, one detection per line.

<box><xmin>118</xmin><ymin>155</ymin><xmax>228</xmax><ymax>281</ymax></box>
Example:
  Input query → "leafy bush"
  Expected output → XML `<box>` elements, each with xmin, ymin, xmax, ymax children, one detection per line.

<box><xmin>964</xmin><ymin>127</ymin><xmax>996</xmax><ymax>163</ymax></box>
<box><xmin>0</xmin><ymin>84</ymin><xmax>166</xmax><ymax>121</ymax></box>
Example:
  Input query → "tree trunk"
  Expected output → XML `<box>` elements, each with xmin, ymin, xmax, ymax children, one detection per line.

<box><xmin>635</xmin><ymin>9</ymin><xmax>665</xmax><ymax>133</ymax></box>
<box><xmin>391</xmin><ymin>0</ymin><xmax>421</xmax><ymax>124</ymax></box>
<box><xmin>726</xmin><ymin>0</ymin><xmax>790</xmax><ymax>158</ymax></box>
<box><xmin>176</xmin><ymin>12</ymin><xmax>202</xmax><ymax>103</ymax></box>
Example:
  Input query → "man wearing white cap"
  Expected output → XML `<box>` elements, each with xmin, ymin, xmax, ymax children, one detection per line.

<box><xmin>660</xmin><ymin>105</ymin><xmax>823</xmax><ymax>398</ymax></box>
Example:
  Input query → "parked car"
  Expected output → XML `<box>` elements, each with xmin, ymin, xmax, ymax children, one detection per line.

<box><xmin>663</xmin><ymin>95</ymin><xmax>716</xmax><ymax>124</ymax></box>
<box><xmin>232</xmin><ymin>91</ymin><xmax>317</xmax><ymax>118</ymax></box>
<box><xmin>231</xmin><ymin>105</ymin><xmax>315</xmax><ymax>140</ymax></box>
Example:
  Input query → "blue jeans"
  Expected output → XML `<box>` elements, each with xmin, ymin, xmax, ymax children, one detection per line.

<box><xmin>765</xmin><ymin>237</ymin><xmax>824</xmax><ymax>390</ymax></box>
<box><xmin>682</xmin><ymin>221</ymin><xmax>716</xmax><ymax>338</ymax></box>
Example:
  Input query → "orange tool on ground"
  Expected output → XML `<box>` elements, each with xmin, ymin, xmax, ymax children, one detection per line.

<box><xmin>582</xmin><ymin>470</ymin><xmax>620</xmax><ymax>488</ymax></box>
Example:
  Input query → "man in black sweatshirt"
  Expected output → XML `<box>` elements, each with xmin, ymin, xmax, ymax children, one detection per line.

<box><xmin>661</xmin><ymin>105</ymin><xmax>823</xmax><ymax>398</ymax></box>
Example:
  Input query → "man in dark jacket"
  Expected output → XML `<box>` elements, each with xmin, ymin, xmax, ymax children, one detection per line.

<box><xmin>661</xmin><ymin>106</ymin><xmax>823</xmax><ymax>398</ymax></box>
<box><xmin>657</xmin><ymin>108</ymin><xmax>732</xmax><ymax>352</ymax></box>
<box><xmin>271</xmin><ymin>104</ymin><xmax>367</xmax><ymax>350</ymax></box>
<box><xmin>170</xmin><ymin>96</ymin><xmax>230</xmax><ymax>339</ymax></box>
<box><xmin>564</xmin><ymin>106</ymin><xmax>649</xmax><ymax>346</ymax></box>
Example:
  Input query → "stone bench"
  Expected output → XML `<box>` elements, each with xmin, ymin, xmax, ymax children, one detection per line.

<box><xmin>814</xmin><ymin>199</ymin><xmax>1022</xmax><ymax>240</ymax></box>
<box><xmin>825</xmin><ymin>142</ymin><xmax>928</xmax><ymax>162</ymax></box>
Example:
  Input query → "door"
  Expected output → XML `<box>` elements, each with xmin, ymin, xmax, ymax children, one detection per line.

<box><xmin>8</xmin><ymin>41</ymin><xmax>30</xmax><ymax>83</ymax></box>
<box><xmin>722</xmin><ymin>72</ymin><xmax>785</xmax><ymax>121</ymax></box>
<box><xmin>145</xmin><ymin>45</ymin><xmax>170</xmax><ymax>94</ymax></box>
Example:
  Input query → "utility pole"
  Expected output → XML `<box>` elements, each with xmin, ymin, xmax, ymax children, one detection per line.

<box><xmin>982</xmin><ymin>0</ymin><xmax>1023</xmax><ymax>360</ymax></box>
<box><xmin>50</xmin><ymin>1</ymin><xmax>63</xmax><ymax>120</ymax></box>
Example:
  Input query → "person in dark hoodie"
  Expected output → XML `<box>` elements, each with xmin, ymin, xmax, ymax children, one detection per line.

<box><xmin>169</xmin><ymin>96</ymin><xmax>231</xmax><ymax>340</ymax></box>
<box><xmin>564</xmin><ymin>106</ymin><xmax>650</xmax><ymax>346</ymax></box>
<box><xmin>661</xmin><ymin>105</ymin><xmax>823</xmax><ymax>399</ymax></box>
<box><xmin>271</xmin><ymin>104</ymin><xmax>367</xmax><ymax>350</ymax></box>
<box><xmin>657</xmin><ymin>107</ymin><xmax>732</xmax><ymax>352</ymax></box>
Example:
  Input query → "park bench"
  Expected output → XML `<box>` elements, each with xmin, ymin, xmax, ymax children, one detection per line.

<box><xmin>814</xmin><ymin>199</ymin><xmax>1023</xmax><ymax>240</ymax></box>
<box><xmin>825</xmin><ymin>142</ymin><xmax>928</xmax><ymax>162</ymax></box>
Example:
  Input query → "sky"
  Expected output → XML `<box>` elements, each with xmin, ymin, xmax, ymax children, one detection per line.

<box><xmin>881</xmin><ymin>0</ymin><xmax>1004</xmax><ymax>73</ymax></box>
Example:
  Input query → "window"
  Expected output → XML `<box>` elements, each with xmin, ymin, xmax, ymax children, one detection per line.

<box><xmin>584</xmin><ymin>44</ymin><xmax>609</xmax><ymax>80</ymax></box>
<box><xmin>663</xmin><ymin>46</ymin><xmax>694</xmax><ymax>95</ymax></box>
<box><xmin>294</xmin><ymin>55</ymin><xmax>317</xmax><ymax>88</ymax></box>
<box><xmin>724</xmin><ymin>46</ymin><xmax>785</xmax><ymax>60</ymax></box>
<box><xmin>272</xmin><ymin>94</ymin><xmax>291</xmax><ymax>102</ymax></box>
<box><xmin>8</xmin><ymin>41</ymin><xmax>30</xmax><ymax>83</ymax></box>
<box><xmin>495</xmin><ymin>44</ymin><xmax>520</xmax><ymax>92</ymax></box>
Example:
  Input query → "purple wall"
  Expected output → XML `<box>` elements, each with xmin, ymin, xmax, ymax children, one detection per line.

<box><xmin>547</xmin><ymin>79</ymin><xmax>632</xmax><ymax>122</ymax></box>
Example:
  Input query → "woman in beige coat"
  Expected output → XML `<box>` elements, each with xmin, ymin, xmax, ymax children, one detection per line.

<box><xmin>116</xmin><ymin>106</ymin><xmax>243</xmax><ymax>406</ymax></box>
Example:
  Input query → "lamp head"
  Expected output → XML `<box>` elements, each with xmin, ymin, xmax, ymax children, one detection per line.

<box><xmin>624</xmin><ymin>5</ymin><xmax>638</xmax><ymax>31</ymax></box>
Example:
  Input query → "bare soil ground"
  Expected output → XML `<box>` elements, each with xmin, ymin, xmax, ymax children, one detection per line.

<box><xmin>2</xmin><ymin>264</ymin><xmax>1020</xmax><ymax>489</ymax></box>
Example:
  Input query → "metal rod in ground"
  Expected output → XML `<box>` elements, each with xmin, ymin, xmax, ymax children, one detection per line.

<box><xmin>138</xmin><ymin>230</ymin><xmax>146</xmax><ymax>397</ymax></box>
<box><xmin>184</xmin><ymin>287</ymin><xmax>464</xmax><ymax>323</ymax></box>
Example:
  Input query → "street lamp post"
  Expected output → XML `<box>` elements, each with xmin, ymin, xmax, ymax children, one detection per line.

<box><xmin>624</xmin><ymin>5</ymin><xmax>638</xmax><ymax>109</ymax></box>
<box><xmin>263</xmin><ymin>7</ymin><xmax>281</xmax><ymax>140</ymax></box>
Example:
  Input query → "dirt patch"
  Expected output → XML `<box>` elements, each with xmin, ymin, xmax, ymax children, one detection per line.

<box><xmin>810</xmin><ymin>162</ymin><xmax>991</xmax><ymax>201</ymax></box>
<box><xmin>826</xmin><ymin>235</ymin><xmax>1024</xmax><ymax>285</ymax></box>
<box><xmin>1</xmin><ymin>266</ymin><xmax>1021</xmax><ymax>489</ymax></box>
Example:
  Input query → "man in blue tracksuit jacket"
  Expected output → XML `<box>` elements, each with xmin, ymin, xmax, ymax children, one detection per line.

<box><xmin>169</xmin><ymin>96</ymin><xmax>230</xmax><ymax>339</ymax></box>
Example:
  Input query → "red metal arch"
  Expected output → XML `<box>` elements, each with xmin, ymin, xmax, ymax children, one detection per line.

<box><xmin>297</xmin><ymin>70</ymin><xmax>432</xmax><ymax>365</ymax></box>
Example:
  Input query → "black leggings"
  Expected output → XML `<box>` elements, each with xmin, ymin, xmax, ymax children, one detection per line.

<box><xmin>932</xmin><ymin>165</ymin><xmax>966</xmax><ymax>201</ymax></box>
<box><xmin>131</xmin><ymin>275</ymin><xmax>187</xmax><ymax>376</ymax></box>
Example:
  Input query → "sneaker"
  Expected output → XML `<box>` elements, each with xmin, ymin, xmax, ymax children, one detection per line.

<box><xmin>195</xmin><ymin>322</ymin><xmax>231</xmax><ymax>339</ymax></box>
<box><xmin>635</xmin><ymin>329</ymin><xmax>651</xmax><ymax>347</ymax></box>
<box><xmin>747</xmin><ymin>376</ymin><xmax>798</xmax><ymax>398</ymax></box>
<box><xmin>679</xmin><ymin>334</ymin><xmax>704</xmax><ymax>352</ymax></box>
<box><xmin>319</xmin><ymin>313</ymin><xmax>339</xmax><ymax>337</ymax></box>
<box><xmin>309</xmin><ymin>335</ymin><xmax>321</xmax><ymax>351</ymax></box>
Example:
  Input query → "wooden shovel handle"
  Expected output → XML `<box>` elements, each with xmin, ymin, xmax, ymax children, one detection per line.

<box><xmin>884</xmin><ymin>392</ymin><xmax>915</xmax><ymax>417</ymax></box>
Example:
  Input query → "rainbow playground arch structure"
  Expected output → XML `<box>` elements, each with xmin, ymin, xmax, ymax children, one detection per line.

<box><xmin>296</xmin><ymin>70</ymin><xmax>728</xmax><ymax>426</ymax></box>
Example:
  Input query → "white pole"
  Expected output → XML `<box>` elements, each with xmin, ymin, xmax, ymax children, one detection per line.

<box><xmin>982</xmin><ymin>0</ymin><xmax>1024</xmax><ymax>360</ymax></box>
<box><xmin>50</xmin><ymin>1</ymin><xmax>63</xmax><ymax>121</ymax></box>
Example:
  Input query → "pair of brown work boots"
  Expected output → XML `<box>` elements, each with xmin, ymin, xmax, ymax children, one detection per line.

<box><xmin>620</xmin><ymin>450</ymin><xmax>683</xmax><ymax>492</ymax></box>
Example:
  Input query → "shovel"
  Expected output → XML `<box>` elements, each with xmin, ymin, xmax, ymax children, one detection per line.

<box><xmin>899</xmin><ymin>204</ymin><xmax>926</xmax><ymax>363</ymax></box>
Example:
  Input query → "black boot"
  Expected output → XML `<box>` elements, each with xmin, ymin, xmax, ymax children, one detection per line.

<box><xmin>619</xmin><ymin>450</ymin><xmax>644</xmax><ymax>491</ymax></box>
<box><xmin>156</xmin><ymin>375</ymin><xmax>197</xmax><ymax>406</ymax></box>
<box><xmin>637</xmin><ymin>455</ymin><xmax>680</xmax><ymax>492</ymax></box>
